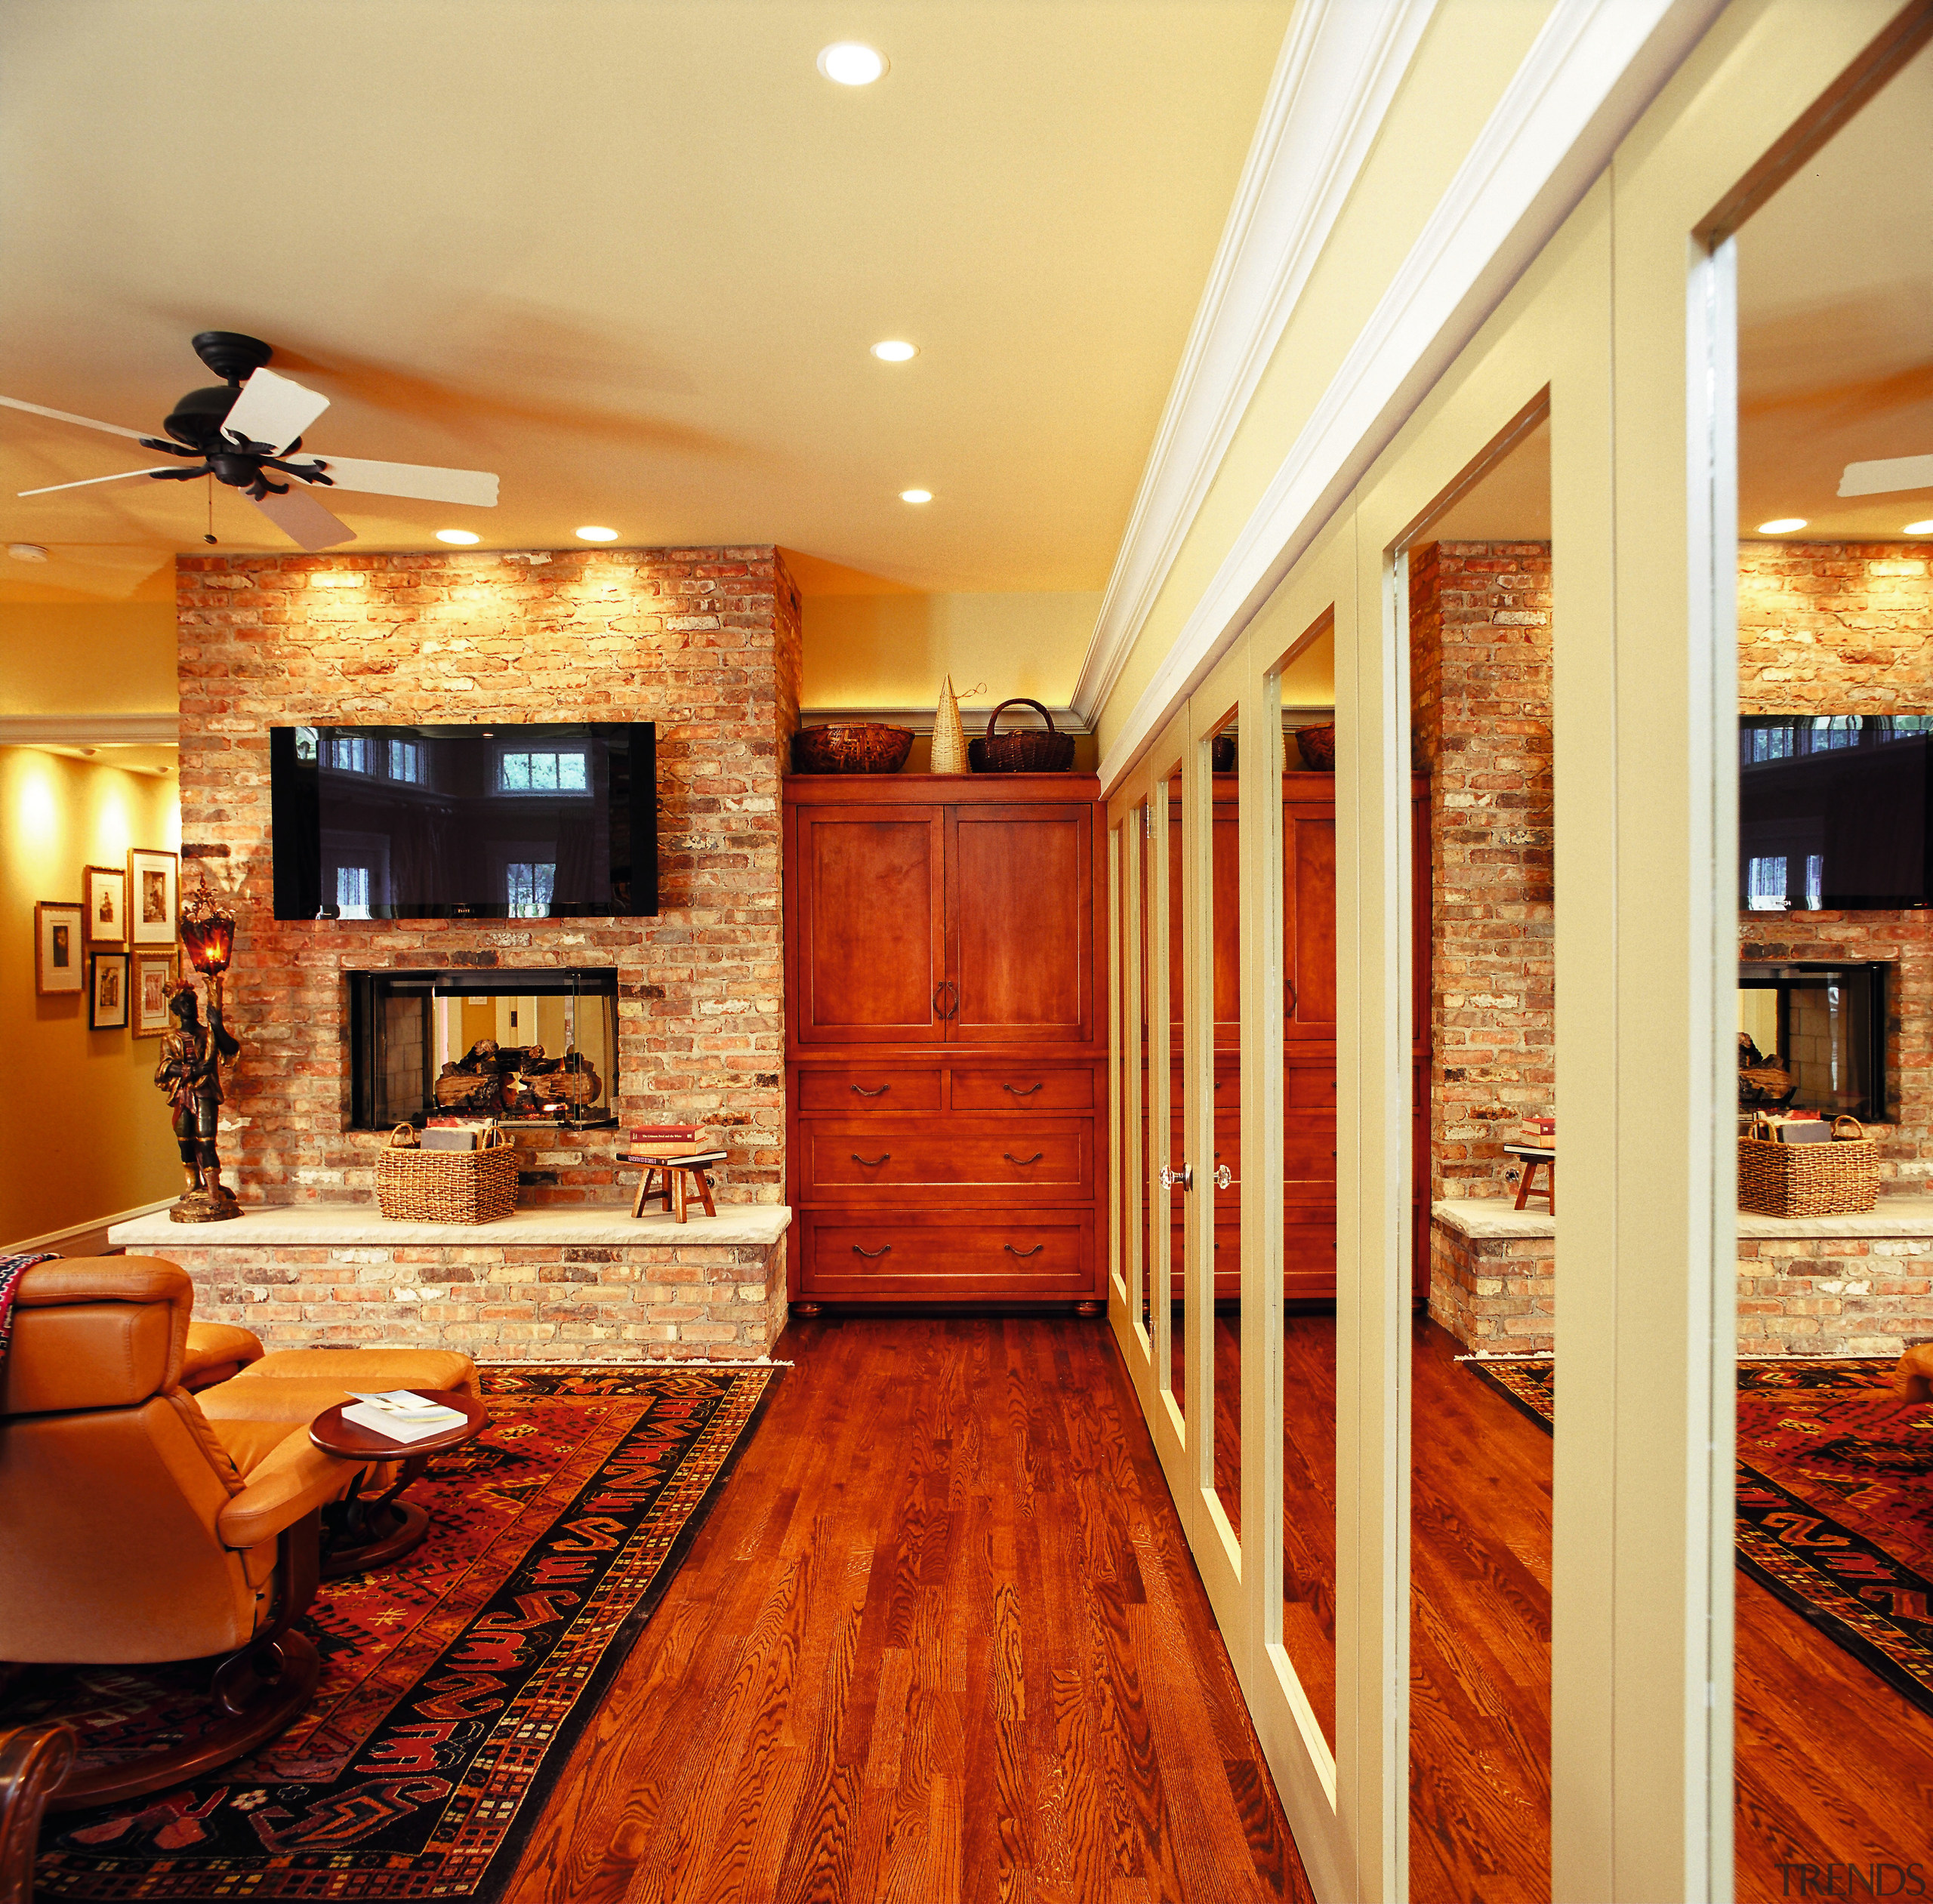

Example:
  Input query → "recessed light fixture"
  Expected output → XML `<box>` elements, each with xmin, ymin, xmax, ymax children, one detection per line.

<box><xmin>818</xmin><ymin>42</ymin><xmax>886</xmax><ymax>85</ymax></box>
<box><xmin>575</xmin><ymin>526</ymin><xmax>619</xmax><ymax>542</ymax></box>
<box><xmin>7</xmin><ymin>542</ymin><xmax>49</xmax><ymax>562</ymax></box>
<box><xmin>1757</xmin><ymin>518</ymin><xmax>1808</xmax><ymax>534</ymax></box>
<box><xmin>1906</xmin><ymin>519</ymin><xmax>1933</xmax><ymax>535</ymax></box>
<box><xmin>871</xmin><ymin>340</ymin><xmax>918</xmax><ymax>362</ymax></box>
<box><xmin>436</xmin><ymin>528</ymin><xmax>481</xmax><ymax>546</ymax></box>
<box><xmin>899</xmin><ymin>488</ymin><xmax>933</xmax><ymax>505</ymax></box>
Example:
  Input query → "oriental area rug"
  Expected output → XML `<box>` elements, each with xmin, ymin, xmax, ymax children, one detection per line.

<box><xmin>1471</xmin><ymin>1355</ymin><xmax>1933</xmax><ymax>1716</ymax></box>
<box><xmin>20</xmin><ymin>1363</ymin><xmax>778</xmax><ymax>1902</ymax></box>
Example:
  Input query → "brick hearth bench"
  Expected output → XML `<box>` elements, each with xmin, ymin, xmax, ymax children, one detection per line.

<box><xmin>106</xmin><ymin>1205</ymin><xmax>793</xmax><ymax>1362</ymax></box>
<box><xmin>1429</xmin><ymin>1195</ymin><xmax>1933</xmax><ymax>1358</ymax></box>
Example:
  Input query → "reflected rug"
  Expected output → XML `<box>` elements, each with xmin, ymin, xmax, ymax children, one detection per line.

<box><xmin>15</xmin><ymin>1363</ymin><xmax>778</xmax><ymax>1900</ymax></box>
<box><xmin>1470</xmin><ymin>1356</ymin><xmax>1933</xmax><ymax>1716</ymax></box>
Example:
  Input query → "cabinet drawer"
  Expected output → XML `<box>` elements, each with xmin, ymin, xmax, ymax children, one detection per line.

<box><xmin>951</xmin><ymin>1068</ymin><xmax>1093</xmax><ymax>1111</ymax></box>
<box><xmin>1287</xmin><ymin>1066</ymin><xmax>1337</xmax><ymax>1110</ymax></box>
<box><xmin>797</xmin><ymin>1068</ymin><xmax>942</xmax><ymax>1112</ymax></box>
<box><xmin>800</xmin><ymin>1118</ymin><xmax>1093</xmax><ymax>1196</ymax></box>
<box><xmin>802</xmin><ymin>1212</ymin><xmax>1094</xmax><ymax>1299</ymax></box>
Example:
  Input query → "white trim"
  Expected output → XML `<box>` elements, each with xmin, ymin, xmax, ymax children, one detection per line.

<box><xmin>0</xmin><ymin>713</ymin><xmax>178</xmax><ymax>746</ymax></box>
<box><xmin>1095</xmin><ymin>0</ymin><xmax>1728</xmax><ymax>792</ymax></box>
<box><xmin>1071</xmin><ymin>0</ymin><xmax>1438</xmax><ymax>725</ymax></box>
<box><xmin>6</xmin><ymin>1197</ymin><xmax>173</xmax><ymax>1255</ymax></box>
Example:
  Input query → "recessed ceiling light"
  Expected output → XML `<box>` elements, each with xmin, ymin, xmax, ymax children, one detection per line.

<box><xmin>436</xmin><ymin>528</ymin><xmax>480</xmax><ymax>546</ymax></box>
<box><xmin>871</xmin><ymin>340</ymin><xmax>918</xmax><ymax>362</ymax></box>
<box><xmin>7</xmin><ymin>542</ymin><xmax>49</xmax><ymax>562</ymax></box>
<box><xmin>1906</xmin><ymin>519</ymin><xmax>1933</xmax><ymax>535</ymax></box>
<box><xmin>575</xmin><ymin>526</ymin><xmax>619</xmax><ymax>542</ymax></box>
<box><xmin>818</xmin><ymin>42</ymin><xmax>886</xmax><ymax>85</ymax></box>
<box><xmin>899</xmin><ymin>489</ymin><xmax>933</xmax><ymax>505</ymax></box>
<box><xmin>1757</xmin><ymin>518</ymin><xmax>1808</xmax><ymax>534</ymax></box>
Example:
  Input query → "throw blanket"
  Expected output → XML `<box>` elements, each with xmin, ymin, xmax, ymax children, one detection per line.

<box><xmin>0</xmin><ymin>1252</ymin><xmax>60</xmax><ymax>1363</ymax></box>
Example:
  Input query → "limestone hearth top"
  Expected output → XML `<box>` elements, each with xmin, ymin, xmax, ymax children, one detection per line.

<box><xmin>1433</xmin><ymin>1195</ymin><xmax>1933</xmax><ymax>1242</ymax></box>
<box><xmin>109</xmin><ymin>1205</ymin><xmax>794</xmax><ymax>1250</ymax></box>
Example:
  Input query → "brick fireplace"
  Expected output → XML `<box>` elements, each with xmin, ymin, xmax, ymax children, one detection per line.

<box><xmin>142</xmin><ymin>545</ymin><xmax>803</xmax><ymax>1360</ymax></box>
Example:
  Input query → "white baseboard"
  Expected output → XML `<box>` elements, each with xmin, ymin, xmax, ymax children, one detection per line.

<box><xmin>5</xmin><ymin>1198</ymin><xmax>174</xmax><ymax>1255</ymax></box>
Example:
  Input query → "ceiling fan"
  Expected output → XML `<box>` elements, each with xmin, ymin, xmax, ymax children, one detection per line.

<box><xmin>1839</xmin><ymin>454</ymin><xmax>1933</xmax><ymax>499</ymax></box>
<box><xmin>1</xmin><ymin>331</ymin><xmax>498</xmax><ymax>550</ymax></box>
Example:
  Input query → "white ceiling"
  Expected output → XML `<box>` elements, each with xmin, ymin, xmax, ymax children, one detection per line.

<box><xmin>0</xmin><ymin>0</ymin><xmax>1291</xmax><ymax>601</ymax></box>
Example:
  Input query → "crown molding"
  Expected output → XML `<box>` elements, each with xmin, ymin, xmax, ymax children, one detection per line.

<box><xmin>1068</xmin><ymin>0</ymin><xmax>1438</xmax><ymax>728</ymax></box>
<box><xmin>0</xmin><ymin>712</ymin><xmax>179</xmax><ymax>745</ymax></box>
<box><xmin>1096</xmin><ymin>0</ymin><xmax>1728</xmax><ymax>791</ymax></box>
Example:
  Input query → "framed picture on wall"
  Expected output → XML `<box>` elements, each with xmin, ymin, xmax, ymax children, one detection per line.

<box><xmin>90</xmin><ymin>952</ymin><xmax>129</xmax><ymax>1030</ymax></box>
<box><xmin>128</xmin><ymin>847</ymin><xmax>178</xmax><ymax>947</ymax></box>
<box><xmin>83</xmin><ymin>863</ymin><xmax>127</xmax><ymax>946</ymax></box>
<box><xmin>133</xmin><ymin>952</ymin><xmax>177</xmax><ymax>1037</ymax></box>
<box><xmin>35</xmin><ymin>901</ymin><xmax>85</xmax><ymax>996</ymax></box>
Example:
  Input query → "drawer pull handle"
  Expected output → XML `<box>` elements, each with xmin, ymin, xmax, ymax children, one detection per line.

<box><xmin>933</xmin><ymin>980</ymin><xmax>959</xmax><ymax>1020</ymax></box>
<box><xmin>1005</xmin><ymin>1243</ymin><xmax>1043</xmax><ymax>1258</ymax></box>
<box><xmin>850</xmin><ymin>1084</ymin><xmax>889</xmax><ymax>1097</ymax></box>
<box><xmin>1004</xmin><ymin>1151</ymin><xmax>1044</xmax><ymax>1166</ymax></box>
<box><xmin>852</xmin><ymin>1243</ymin><xmax>892</xmax><ymax>1259</ymax></box>
<box><xmin>851</xmin><ymin>1153</ymin><xmax>890</xmax><ymax>1167</ymax></box>
<box><xmin>1003</xmin><ymin>1082</ymin><xmax>1042</xmax><ymax>1096</ymax></box>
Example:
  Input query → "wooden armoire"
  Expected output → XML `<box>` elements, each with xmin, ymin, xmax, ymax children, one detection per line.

<box><xmin>783</xmin><ymin>774</ymin><xmax>1109</xmax><ymax>1312</ymax></box>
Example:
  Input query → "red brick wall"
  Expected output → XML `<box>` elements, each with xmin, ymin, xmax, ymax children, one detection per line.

<box><xmin>176</xmin><ymin>546</ymin><xmax>800</xmax><ymax>1208</ymax></box>
<box><xmin>1738</xmin><ymin>541</ymin><xmax>1933</xmax><ymax>1188</ymax></box>
<box><xmin>1410</xmin><ymin>541</ymin><xmax>1554</xmax><ymax>1202</ymax></box>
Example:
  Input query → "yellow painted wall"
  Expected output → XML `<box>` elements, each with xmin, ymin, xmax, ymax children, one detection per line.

<box><xmin>802</xmin><ymin>590</ymin><xmax>1102</xmax><ymax>710</ymax></box>
<box><xmin>2</xmin><ymin>746</ymin><xmax>183</xmax><ymax>1244</ymax></box>
<box><xmin>0</xmin><ymin>568</ymin><xmax>178</xmax><ymax>717</ymax></box>
<box><xmin>1095</xmin><ymin>0</ymin><xmax>1559</xmax><ymax>753</ymax></box>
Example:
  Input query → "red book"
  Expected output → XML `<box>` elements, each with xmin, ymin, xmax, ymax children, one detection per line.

<box><xmin>631</xmin><ymin>1125</ymin><xmax>698</xmax><ymax>1141</ymax></box>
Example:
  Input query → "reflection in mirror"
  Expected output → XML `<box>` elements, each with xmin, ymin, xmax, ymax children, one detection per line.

<box><xmin>1210</xmin><ymin>711</ymin><xmax>1241</xmax><ymax>1531</ymax></box>
<box><xmin>1136</xmin><ymin>798</ymin><xmax>1152</xmax><ymax>1341</ymax></box>
<box><xmin>1166</xmin><ymin>767</ymin><xmax>1186</xmax><ymax>1421</ymax></box>
<box><xmin>1406</xmin><ymin>417</ymin><xmax>1554</xmax><ymax>1898</ymax></box>
<box><xmin>1279</xmin><ymin>665</ymin><xmax>1339</xmax><ymax>1748</ymax></box>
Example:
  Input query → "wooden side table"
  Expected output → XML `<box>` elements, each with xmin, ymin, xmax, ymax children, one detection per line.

<box><xmin>628</xmin><ymin>1149</ymin><xmax>727</xmax><ymax>1222</ymax></box>
<box><xmin>1503</xmin><ymin>1145</ymin><xmax>1556</xmax><ymax>1215</ymax></box>
<box><xmin>307</xmin><ymin>1390</ymin><xmax>489</xmax><ymax>1579</ymax></box>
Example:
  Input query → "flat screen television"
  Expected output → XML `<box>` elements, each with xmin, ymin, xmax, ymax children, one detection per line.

<box><xmin>270</xmin><ymin>722</ymin><xmax>656</xmax><ymax>920</ymax></box>
<box><xmin>1740</xmin><ymin>715</ymin><xmax>1933</xmax><ymax>910</ymax></box>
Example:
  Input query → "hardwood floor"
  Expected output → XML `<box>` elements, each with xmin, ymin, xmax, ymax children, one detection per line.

<box><xmin>507</xmin><ymin>1314</ymin><xmax>1309</xmax><ymax>1904</ymax></box>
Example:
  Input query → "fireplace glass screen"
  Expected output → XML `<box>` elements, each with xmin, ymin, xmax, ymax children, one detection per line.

<box><xmin>348</xmin><ymin>967</ymin><xmax>619</xmax><ymax>1131</ymax></box>
<box><xmin>1737</xmin><ymin>961</ymin><xmax>1888</xmax><ymax>1123</ymax></box>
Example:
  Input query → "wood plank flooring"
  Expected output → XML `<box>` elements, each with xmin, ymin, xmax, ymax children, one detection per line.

<box><xmin>507</xmin><ymin>1314</ymin><xmax>1309</xmax><ymax>1904</ymax></box>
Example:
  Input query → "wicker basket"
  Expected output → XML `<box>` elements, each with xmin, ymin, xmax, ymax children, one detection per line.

<box><xmin>967</xmin><ymin>698</ymin><xmax>1076</xmax><ymax>773</ymax></box>
<box><xmin>1738</xmin><ymin>1114</ymin><xmax>1879</xmax><ymax>1218</ymax></box>
<box><xmin>376</xmin><ymin>1123</ymin><xmax>519</xmax><ymax>1225</ymax></box>
<box><xmin>791</xmin><ymin>723</ymin><xmax>914</xmax><ymax>774</ymax></box>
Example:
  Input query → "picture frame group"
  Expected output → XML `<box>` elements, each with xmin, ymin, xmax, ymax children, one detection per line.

<box><xmin>36</xmin><ymin>849</ymin><xmax>181</xmax><ymax>1027</ymax></box>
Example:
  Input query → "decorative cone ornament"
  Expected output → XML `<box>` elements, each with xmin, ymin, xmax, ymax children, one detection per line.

<box><xmin>931</xmin><ymin>673</ymin><xmax>969</xmax><ymax>775</ymax></box>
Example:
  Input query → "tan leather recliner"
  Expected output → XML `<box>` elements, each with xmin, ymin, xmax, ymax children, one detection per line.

<box><xmin>0</xmin><ymin>1257</ymin><xmax>348</xmax><ymax>1809</ymax></box>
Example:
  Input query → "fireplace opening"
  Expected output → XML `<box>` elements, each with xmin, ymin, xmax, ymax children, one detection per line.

<box><xmin>1737</xmin><ymin>960</ymin><xmax>1888</xmax><ymax>1123</ymax></box>
<box><xmin>347</xmin><ymin>967</ymin><xmax>619</xmax><ymax>1131</ymax></box>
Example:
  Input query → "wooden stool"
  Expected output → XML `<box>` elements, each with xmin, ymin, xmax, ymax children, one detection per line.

<box><xmin>630</xmin><ymin>1149</ymin><xmax>726</xmax><ymax>1222</ymax></box>
<box><xmin>1503</xmin><ymin>1145</ymin><xmax>1555</xmax><ymax>1215</ymax></box>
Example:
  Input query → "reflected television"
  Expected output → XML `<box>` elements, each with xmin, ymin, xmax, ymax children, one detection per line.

<box><xmin>270</xmin><ymin>723</ymin><xmax>656</xmax><ymax>920</ymax></box>
<box><xmin>1740</xmin><ymin>715</ymin><xmax>1933</xmax><ymax>911</ymax></box>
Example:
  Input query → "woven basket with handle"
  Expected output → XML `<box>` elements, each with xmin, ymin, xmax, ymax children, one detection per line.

<box><xmin>967</xmin><ymin>698</ymin><xmax>1076</xmax><ymax>773</ymax></box>
<box><xmin>375</xmin><ymin>1123</ymin><xmax>519</xmax><ymax>1225</ymax></box>
<box><xmin>1737</xmin><ymin>1114</ymin><xmax>1879</xmax><ymax>1218</ymax></box>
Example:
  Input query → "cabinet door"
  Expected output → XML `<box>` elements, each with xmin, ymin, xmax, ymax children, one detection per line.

<box><xmin>793</xmin><ymin>806</ymin><xmax>947</xmax><ymax>1043</ymax></box>
<box><xmin>1167</xmin><ymin>790</ymin><xmax>1241</xmax><ymax>1044</ymax></box>
<box><xmin>1284</xmin><ymin>797</ymin><xmax>1337</xmax><ymax>1041</ymax></box>
<box><xmin>948</xmin><ymin>805</ymin><xmax>1092</xmax><ymax>1043</ymax></box>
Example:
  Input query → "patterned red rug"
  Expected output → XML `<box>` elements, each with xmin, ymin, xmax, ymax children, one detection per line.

<box><xmin>1470</xmin><ymin>1356</ymin><xmax>1933</xmax><ymax>1715</ymax></box>
<box><xmin>12</xmin><ymin>1363</ymin><xmax>778</xmax><ymax>1900</ymax></box>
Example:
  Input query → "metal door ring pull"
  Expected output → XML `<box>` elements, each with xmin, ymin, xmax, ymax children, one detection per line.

<box><xmin>851</xmin><ymin>1083</ymin><xmax>889</xmax><ymax>1096</ymax></box>
<box><xmin>1004</xmin><ymin>1243</ymin><xmax>1044</xmax><ymax>1258</ymax></box>
<box><xmin>1004</xmin><ymin>1151</ymin><xmax>1044</xmax><ymax>1166</ymax></box>
<box><xmin>1003</xmin><ymin>1082</ymin><xmax>1042</xmax><ymax>1096</ymax></box>
<box><xmin>851</xmin><ymin>1154</ymin><xmax>889</xmax><ymax>1166</ymax></box>
<box><xmin>852</xmin><ymin>1243</ymin><xmax>891</xmax><ymax>1259</ymax></box>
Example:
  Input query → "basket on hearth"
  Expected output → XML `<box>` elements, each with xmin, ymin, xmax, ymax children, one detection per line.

<box><xmin>1737</xmin><ymin>1114</ymin><xmax>1879</xmax><ymax>1218</ymax></box>
<box><xmin>376</xmin><ymin>1124</ymin><xmax>519</xmax><ymax>1225</ymax></box>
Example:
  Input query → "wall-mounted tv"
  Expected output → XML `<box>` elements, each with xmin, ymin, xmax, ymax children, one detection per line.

<box><xmin>270</xmin><ymin>722</ymin><xmax>657</xmax><ymax>920</ymax></box>
<box><xmin>1740</xmin><ymin>715</ymin><xmax>1933</xmax><ymax>910</ymax></box>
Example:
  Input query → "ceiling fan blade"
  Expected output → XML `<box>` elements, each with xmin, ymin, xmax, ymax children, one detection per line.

<box><xmin>221</xmin><ymin>366</ymin><xmax>330</xmax><ymax>453</ymax></box>
<box><xmin>300</xmin><ymin>454</ymin><xmax>498</xmax><ymax>507</ymax></box>
<box><xmin>1839</xmin><ymin>454</ymin><xmax>1933</xmax><ymax>498</ymax></box>
<box><xmin>251</xmin><ymin>486</ymin><xmax>358</xmax><ymax>551</ymax></box>
<box><xmin>0</xmin><ymin>393</ymin><xmax>152</xmax><ymax>442</ymax></box>
<box><xmin>17</xmin><ymin>465</ymin><xmax>183</xmax><ymax>496</ymax></box>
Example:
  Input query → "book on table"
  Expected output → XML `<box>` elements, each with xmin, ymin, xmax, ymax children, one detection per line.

<box><xmin>624</xmin><ymin>1148</ymin><xmax>729</xmax><ymax>1169</ymax></box>
<box><xmin>340</xmin><ymin>1389</ymin><xmax>468</xmax><ymax>1444</ymax></box>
